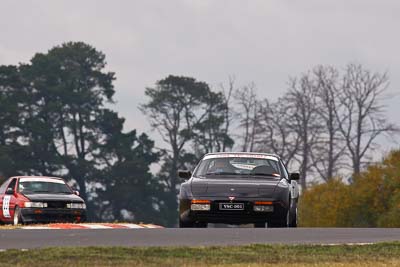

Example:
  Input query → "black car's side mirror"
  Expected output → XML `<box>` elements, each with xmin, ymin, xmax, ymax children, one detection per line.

<box><xmin>178</xmin><ymin>170</ymin><xmax>192</xmax><ymax>180</ymax></box>
<box><xmin>5</xmin><ymin>188</ymin><xmax>14</xmax><ymax>195</ymax></box>
<box><xmin>289</xmin><ymin>173</ymin><xmax>300</xmax><ymax>181</ymax></box>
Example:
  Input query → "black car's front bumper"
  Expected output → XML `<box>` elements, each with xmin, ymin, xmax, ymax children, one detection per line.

<box><xmin>20</xmin><ymin>208</ymin><xmax>87</xmax><ymax>223</ymax></box>
<box><xmin>179</xmin><ymin>199</ymin><xmax>288</xmax><ymax>225</ymax></box>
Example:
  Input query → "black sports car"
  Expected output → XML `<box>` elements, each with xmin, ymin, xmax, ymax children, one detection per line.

<box><xmin>178</xmin><ymin>152</ymin><xmax>300</xmax><ymax>228</ymax></box>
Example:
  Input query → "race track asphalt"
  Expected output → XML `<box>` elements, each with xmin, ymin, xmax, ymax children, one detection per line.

<box><xmin>1</xmin><ymin>228</ymin><xmax>400</xmax><ymax>249</ymax></box>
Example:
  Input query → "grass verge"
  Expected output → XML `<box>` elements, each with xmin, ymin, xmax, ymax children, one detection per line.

<box><xmin>1</xmin><ymin>242</ymin><xmax>400</xmax><ymax>266</ymax></box>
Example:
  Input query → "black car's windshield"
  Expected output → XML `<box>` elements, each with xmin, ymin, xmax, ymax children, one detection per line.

<box><xmin>18</xmin><ymin>178</ymin><xmax>72</xmax><ymax>194</ymax></box>
<box><xmin>194</xmin><ymin>155</ymin><xmax>281</xmax><ymax>178</ymax></box>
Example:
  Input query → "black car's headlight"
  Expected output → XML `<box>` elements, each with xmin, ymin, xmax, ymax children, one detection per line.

<box><xmin>253</xmin><ymin>201</ymin><xmax>274</xmax><ymax>212</ymax></box>
<box><xmin>190</xmin><ymin>200</ymin><xmax>210</xmax><ymax>211</ymax></box>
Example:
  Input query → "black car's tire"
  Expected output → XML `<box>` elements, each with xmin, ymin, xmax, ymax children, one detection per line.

<box><xmin>289</xmin><ymin>207</ymin><xmax>298</xmax><ymax>228</ymax></box>
<box><xmin>13</xmin><ymin>206</ymin><xmax>23</xmax><ymax>226</ymax></box>
<box><xmin>195</xmin><ymin>222</ymin><xmax>208</xmax><ymax>228</ymax></box>
<box><xmin>268</xmin><ymin>221</ymin><xmax>286</xmax><ymax>228</ymax></box>
<box><xmin>179</xmin><ymin>220</ymin><xmax>208</xmax><ymax>228</ymax></box>
<box><xmin>254</xmin><ymin>222</ymin><xmax>266</xmax><ymax>228</ymax></box>
<box><xmin>268</xmin><ymin>209</ymin><xmax>289</xmax><ymax>228</ymax></box>
<box><xmin>179</xmin><ymin>219</ymin><xmax>194</xmax><ymax>228</ymax></box>
<box><xmin>179</xmin><ymin>220</ymin><xmax>207</xmax><ymax>228</ymax></box>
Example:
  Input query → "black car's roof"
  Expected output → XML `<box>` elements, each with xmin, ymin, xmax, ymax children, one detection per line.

<box><xmin>203</xmin><ymin>152</ymin><xmax>280</xmax><ymax>159</ymax></box>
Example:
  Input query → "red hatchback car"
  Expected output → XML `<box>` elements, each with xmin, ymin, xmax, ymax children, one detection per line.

<box><xmin>0</xmin><ymin>176</ymin><xmax>87</xmax><ymax>225</ymax></box>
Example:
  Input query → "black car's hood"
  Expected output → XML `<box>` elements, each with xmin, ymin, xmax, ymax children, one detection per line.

<box><xmin>23</xmin><ymin>193</ymin><xmax>84</xmax><ymax>202</ymax></box>
<box><xmin>190</xmin><ymin>177</ymin><xmax>281</xmax><ymax>197</ymax></box>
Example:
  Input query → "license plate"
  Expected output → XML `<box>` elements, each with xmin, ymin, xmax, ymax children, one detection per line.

<box><xmin>219</xmin><ymin>203</ymin><xmax>244</xmax><ymax>210</ymax></box>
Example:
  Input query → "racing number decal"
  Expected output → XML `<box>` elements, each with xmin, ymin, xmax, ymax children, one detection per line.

<box><xmin>2</xmin><ymin>196</ymin><xmax>11</xmax><ymax>218</ymax></box>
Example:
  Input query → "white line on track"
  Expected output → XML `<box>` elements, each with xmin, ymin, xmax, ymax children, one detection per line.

<box><xmin>322</xmin><ymin>242</ymin><xmax>374</xmax><ymax>246</ymax></box>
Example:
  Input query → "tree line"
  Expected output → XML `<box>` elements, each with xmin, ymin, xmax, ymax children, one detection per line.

<box><xmin>230</xmin><ymin>65</ymin><xmax>397</xmax><ymax>188</ymax></box>
<box><xmin>0</xmin><ymin>42</ymin><xmax>397</xmax><ymax>226</ymax></box>
<box><xmin>141</xmin><ymin>66</ymin><xmax>396</xmax><ymax>224</ymax></box>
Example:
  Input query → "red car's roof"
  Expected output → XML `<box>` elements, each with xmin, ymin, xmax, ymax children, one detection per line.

<box><xmin>9</xmin><ymin>176</ymin><xmax>64</xmax><ymax>180</ymax></box>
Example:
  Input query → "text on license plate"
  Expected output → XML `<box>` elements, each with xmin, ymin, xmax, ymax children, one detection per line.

<box><xmin>219</xmin><ymin>203</ymin><xmax>244</xmax><ymax>210</ymax></box>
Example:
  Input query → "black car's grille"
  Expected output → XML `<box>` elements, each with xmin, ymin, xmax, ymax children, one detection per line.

<box><xmin>192</xmin><ymin>200</ymin><xmax>287</xmax><ymax>222</ymax></box>
<box><xmin>47</xmin><ymin>201</ymin><xmax>68</xmax><ymax>209</ymax></box>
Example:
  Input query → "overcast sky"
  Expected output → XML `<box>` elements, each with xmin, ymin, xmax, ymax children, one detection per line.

<box><xmin>1</xmin><ymin>0</ymin><xmax>399</xmax><ymax>151</ymax></box>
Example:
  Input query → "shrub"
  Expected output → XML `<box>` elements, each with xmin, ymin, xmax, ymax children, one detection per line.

<box><xmin>299</xmin><ymin>150</ymin><xmax>400</xmax><ymax>227</ymax></box>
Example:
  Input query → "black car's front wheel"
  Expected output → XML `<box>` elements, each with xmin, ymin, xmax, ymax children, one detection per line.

<box><xmin>289</xmin><ymin>207</ymin><xmax>298</xmax><ymax>228</ymax></box>
<box><xmin>268</xmin><ymin>209</ymin><xmax>289</xmax><ymax>228</ymax></box>
<box><xmin>179</xmin><ymin>219</ymin><xmax>192</xmax><ymax>228</ymax></box>
<box><xmin>179</xmin><ymin>220</ymin><xmax>207</xmax><ymax>228</ymax></box>
<box><xmin>254</xmin><ymin>222</ymin><xmax>266</xmax><ymax>228</ymax></box>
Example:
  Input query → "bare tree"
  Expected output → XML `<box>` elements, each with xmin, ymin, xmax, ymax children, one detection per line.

<box><xmin>219</xmin><ymin>76</ymin><xmax>236</xmax><ymax>152</ymax></box>
<box><xmin>334</xmin><ymin>64</ymin><xmax>397</xmax><ymax>175</ymax></box>
<box><xmin>256</xmin><ymin>99</ymin><xmax>301</xmax><ymax>167</ymax></box>
<box><xmin>240</xmin><ymin>64</ymin><xmax>397</xmax><ymax>187</ymax></box>
<box><xmin>311</xmin><ymin>66</ymin><xmax>347</xmax><ymax>181</ymax></box>
<box><xmin>283</xmin><ymin>74</ymin><xmax>323</xmax><ymax>189</ymax></box>
<box><xmin>234</xmin><ymin>83</ymin><xmax>260</xmax><ymax>152</ymax></box>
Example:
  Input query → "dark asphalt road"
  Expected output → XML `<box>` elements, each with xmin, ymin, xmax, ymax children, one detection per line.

<box><xmin>1</xmin><ymin>228</ymin><xmax>400</xmax><ymax>249</ymax></box>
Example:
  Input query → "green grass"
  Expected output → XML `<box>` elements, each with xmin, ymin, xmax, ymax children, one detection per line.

<box><xmin>1</xmin><ymin>242</ymin><xmax>400</xmax><ymax>267</ymax></box>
